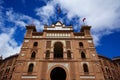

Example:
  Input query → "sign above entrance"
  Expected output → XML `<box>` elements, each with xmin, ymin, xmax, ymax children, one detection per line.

<box><xmin>48</xmin><ymin>63</ymin><xmax>69</xmax><ymax>71</ymax></box>
<box><xmin>47</xmin><ymin>27</ymin><xmax>71</xmax><ymax>30</ymax></box>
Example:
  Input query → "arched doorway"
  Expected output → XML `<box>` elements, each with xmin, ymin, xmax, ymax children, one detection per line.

<box><xmin>50</xmin><ymin>67</ymin><xmax>66</xmax><ymax>80</ymax></box>
<box><xmin>54</xmin><ymin>42</ymin><xmax>63</xmax><ymax>59</ymax></box>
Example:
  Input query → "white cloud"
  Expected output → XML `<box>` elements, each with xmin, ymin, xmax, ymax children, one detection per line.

<box><xmin>56</xmin><ymin>0</ymin><xmax>120</xmax><ymax>44</ymax></box>
<box><xmin>35</xmin><ymin>1</ymin><xmax>55</xmax><ymax>24</ymax></box>
<box><xmin>6</xmin><ymin>9</ymin><xmax>28</xmax><ymax>27</ymax></box>
<box><xmin>0</xmin><ymin>8</ymin><xmax>43</xmax><ymax>58</ymax></box>
<box><xmin>36</xmin><ymin>3</ymin><xmax>54</xmax><ymax>18</ymax></box>
<box><xmin>6</xmin><ymin>9</ymin><xmax>43</xmax><ymax>31</ymax></box>
<box><xmin>0</xmin><ymin>28</ymin><xmax>21</xmax><ymax>58</ymax></box>
<box><xmin>37</xmin><ymin>0</ymin><xmax>120</xmax><ymax>46</ymax></box>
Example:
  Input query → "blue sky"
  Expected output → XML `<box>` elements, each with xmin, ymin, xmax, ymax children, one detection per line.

<box><xmin>0</xmin><ymin>0</ymin><xmax>120</xmax><ymax>59</ymax></box>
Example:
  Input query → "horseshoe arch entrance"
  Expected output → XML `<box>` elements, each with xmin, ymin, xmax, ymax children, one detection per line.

<box><xmin>50</xmin><ymin>67</ymin><xmax>66</xmax><ymax>80</ymax></box>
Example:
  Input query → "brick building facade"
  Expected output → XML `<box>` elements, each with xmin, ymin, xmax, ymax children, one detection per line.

<box><xmin>0</xmin><ymin>21</ymin><xmax>120</xmax><ymax>80</ymax></box>
<box><xmin>98</xmin><ymin>55</ymin><xmax>120</xmax><ymax>80</ymax></box>
<box><xmin>0</xmin><ymin>54</ymin><xmax>18</xmax><ymax>80</ymax></box>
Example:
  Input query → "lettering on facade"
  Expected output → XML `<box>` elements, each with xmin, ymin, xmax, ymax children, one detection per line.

<box><xmin>47</xmin><ymin>26</ymin><xmax>71</xmax><ymax>30</ymax></box>
<box><xmin>48</xmin><ymin>63</ymin><xmax>69</xmax><ymax>71</ymax></box>
<box><xmin>32</xmin><ymin>36</ymin><xmax>42</xmax><ymax>38</ymax></box>
<box><xmin>75</xmin><ymin>36</ymin><xmax>85</xmax><ymax>38</ymax></box>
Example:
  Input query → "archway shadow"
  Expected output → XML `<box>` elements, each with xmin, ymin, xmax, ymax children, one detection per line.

<box><xmin>50</xmin><ymin>67</ymin><xmax>66</xmax><ymax>80</ymax></box>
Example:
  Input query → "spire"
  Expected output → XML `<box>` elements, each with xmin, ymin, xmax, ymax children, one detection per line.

<box><xmin>56</xmin><ymin>4</ymin><xmax>61</xmax><ymax>20</ymax></box>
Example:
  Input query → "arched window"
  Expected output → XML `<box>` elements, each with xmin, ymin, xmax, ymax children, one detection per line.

<box><xmin>46</xmin><ymin>50</ymin><xmax>50</xmax><ymax>59</ymax></box>
<box><xmin>54</xmin><ymin>42</ymin><xmax>63</xmax><ymax>59</ymax></box>
<box><xmin>83</xmin><ymin>63</ymin><xmax>89</xmax><ymax>73</ymax></box>
<box><xmin>10</xmin><ymin>75</ymin><xmax>12</xmax><ymax>79</ymax></box>
<box><xmin>67</xmin><ymin>50</ymin><xmax>71</xmax><ymax>59</ymax></box>
<box><xmin>0</xmin><ymin>70</ymin><xmax>4</xmax><ymax>78</ymax></box>
<box><xmin>12</xmin><ymin>67</ymin><xmax>15</xmax><ymax>72</ymax></box>
<box><xmin>2</xmin><ymin>76</ymin><xmax>7</xmax><ymax>80</ymax></box>
<box><xmin>106</xmin><ymin>68</ymin><xmax>110</xmax><ymax>73</ymax></box>
<box><xmin>28</xmin><ymin>63</ymin><xmax>34</xmax><ymax>72</ymax></box>
<box><xmin>79</xmin><ymin>42</ymin><xmax>83</xmax><ymax>48</ymax></box>
<box><xmin>33</xmin><ymin>42</ymin><xmax>38</xmax><ymax>47</ymax></box>
<box><xmin>8</xmin><ymin>68</ymin><xmax>10</xmax><ymax>73</ymax></box>
<box><xmin>81</xmin><ymin>52</ymin><xmax>86</xmax><ymax>59</ymax></box>
<box><xmin>5</xmin><ymin>68</ymin><xmax>10</xmax><ymax>74</ymax></box>
<box><xmin>31</xmin><ymin>52</ymin><xmax>36</xmax><ymax>59</ymax></box>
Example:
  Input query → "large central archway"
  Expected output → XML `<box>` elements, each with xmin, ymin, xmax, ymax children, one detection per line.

<box><xmin>54</xmin><ymin>42</ymin><xmax>63</xmax><ymax>59</ymax></box>
<box><xmin>50</xmin><ymin>67</ymin><xmax>66</xmax><ymax>80</ymax></box>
